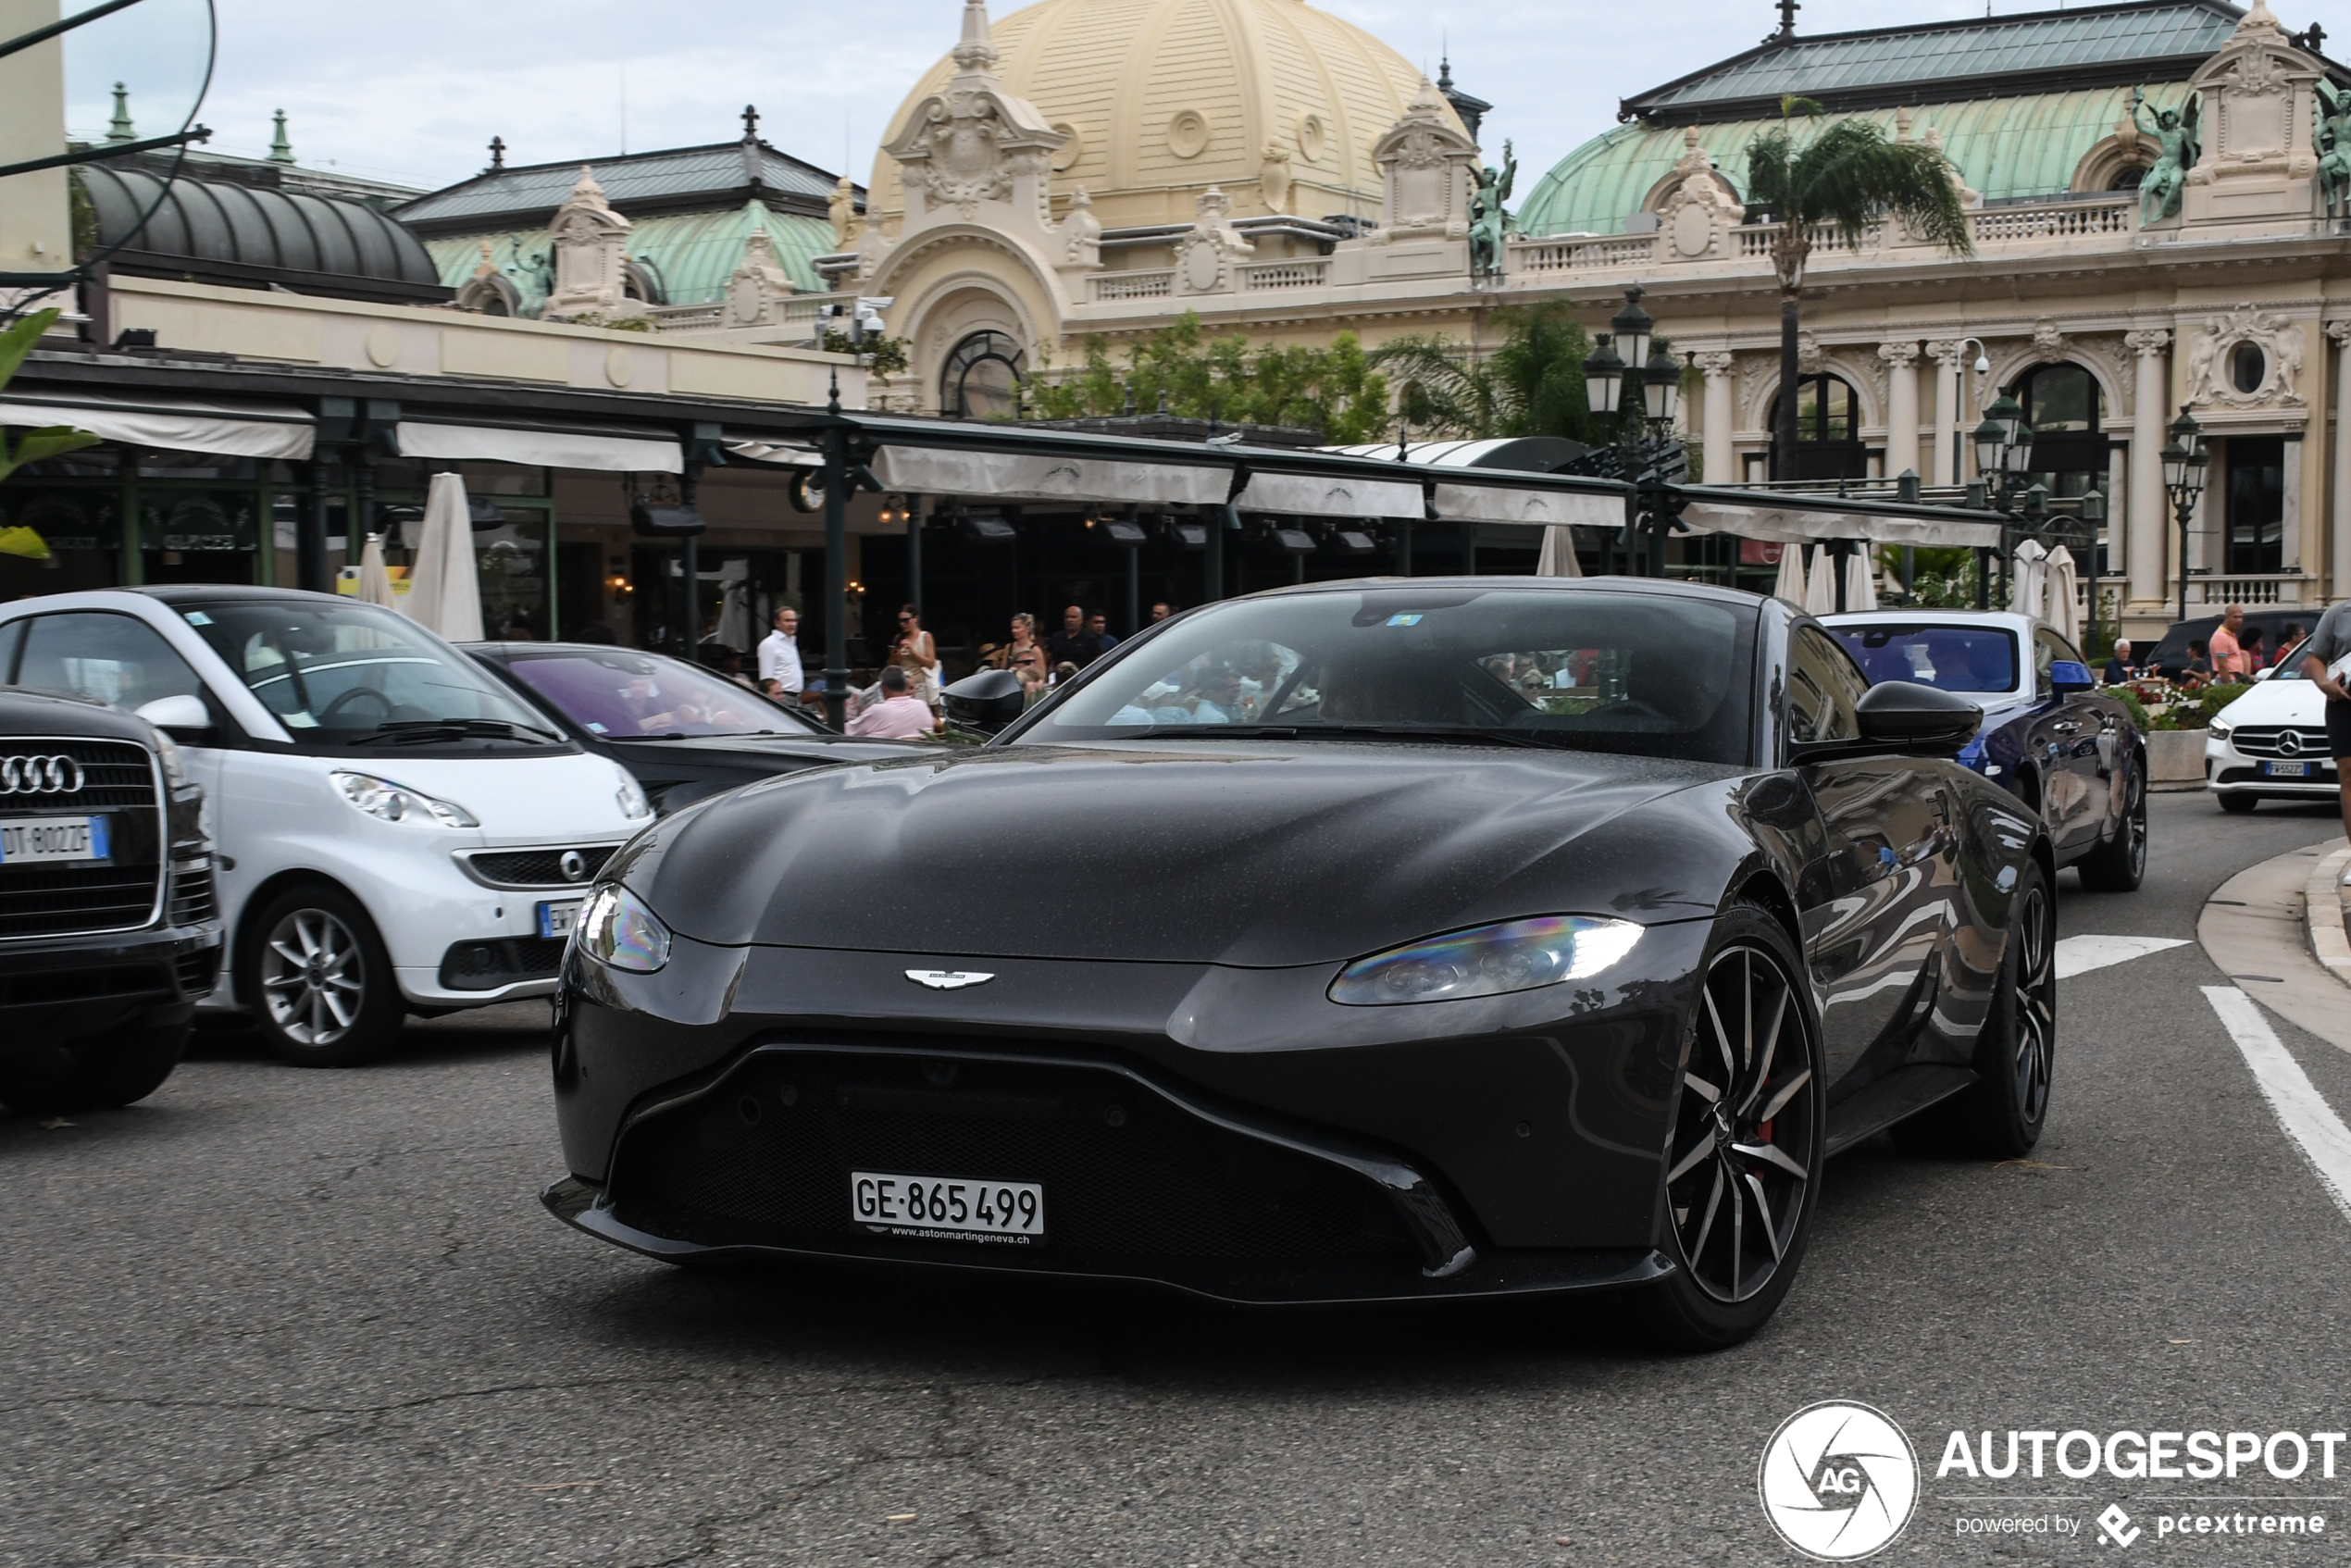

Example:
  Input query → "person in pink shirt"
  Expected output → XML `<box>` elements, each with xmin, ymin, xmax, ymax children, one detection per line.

<box><xmin>846</xmin><ymin>665</ymin><xmax>938</xmax><ymax>739</ymax></box>
<box><xmin>2208</xmin><ymin>603</ymin><xmax>2248</xmax><ymax>678</ymax></box>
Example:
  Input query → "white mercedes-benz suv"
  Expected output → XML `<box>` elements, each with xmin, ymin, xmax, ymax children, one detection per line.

<box><xmin>2206</xmin><ymin>662</ymin><xmax>2338</xmax><ymax>813</ymax></box>
<box><xmin>0</xmin><ymin>587</ymin><xmax>651</xmax><ymax>1064</ymax></box>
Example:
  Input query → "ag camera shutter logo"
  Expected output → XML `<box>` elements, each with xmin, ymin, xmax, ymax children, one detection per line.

<box><xmin>1759</xmin><ymin>1401</ymin><xmax>1921</xmax><ymax>1561</ymax></box>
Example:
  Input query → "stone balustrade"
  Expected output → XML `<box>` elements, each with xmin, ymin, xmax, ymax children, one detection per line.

<box><xmin>1092</xmin><ymin>270</ymin><xmax>1176</xmax><ymax>302</ymax></box>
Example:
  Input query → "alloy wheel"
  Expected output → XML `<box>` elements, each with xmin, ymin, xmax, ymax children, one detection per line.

<box><xmin>1666</xmin><ymin>943</ymin><xmax>1817</xmax><ymax>1304</ymax></box>
<box><xmin>2010</xmin><ymin>882</ymin><xmax>2056</xmax><ymax>1123</ymax></box>
<box><xmin>2123</xmin><ymin>778</ymin><xmax>2147</xmax><ymax>880</ymax></box>
<box><xmin>259</xmin><ymin>908</ymin><xmax>367</xmax><ymax>1046</ymax></box>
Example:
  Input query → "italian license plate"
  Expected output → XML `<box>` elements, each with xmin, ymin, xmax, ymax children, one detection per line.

<box><xmin>0</xmin><ymin>815</ymin><xmax>106</xmax><ymax>865</ymax></box>
<box><xmin>2263</xmin><ymin>761</ymin><xmax>2311</xmax><ymax>778</ymax></box>
<box><xmin>852</xmin><ymin>1171</ymin><xmax>1044</xmax><ymax>1245</ymax></box>
<box><xmin>537</xmin><ymin>899</ymin><xmax>584</xmax><ymax>938</ymax></box>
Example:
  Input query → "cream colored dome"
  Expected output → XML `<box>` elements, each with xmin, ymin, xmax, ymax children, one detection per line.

<box><xmin>869</xmin><ymin>0</ymin><xmax>1456</xmax><ymax>231</ymax></box>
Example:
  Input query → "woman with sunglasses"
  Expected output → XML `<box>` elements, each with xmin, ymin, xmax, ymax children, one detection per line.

<box><xmin>890</xmin><ymin>604</ymin><xmax>939</xmax><ymax>711</ymax></box>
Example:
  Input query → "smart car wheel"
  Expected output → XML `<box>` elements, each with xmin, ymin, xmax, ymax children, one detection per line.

<box><xmin>242</xmin><ymin>886</ymin><xmax>404</xmax><ymax>1067</ymax></box>
<box><xmin>1637</xmin><ymin>903</ymin><xmax>1824</xmax><ymax>1350</ymax></box>
<box><xmin>2075</xmin><ymin>761</ymin><xmax>2146</xmax><ymax>891</ymax></box>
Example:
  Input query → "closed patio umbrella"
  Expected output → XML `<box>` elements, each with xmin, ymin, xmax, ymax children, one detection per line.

<box><xmin>2044</xmin><ymin>545</ymin><xmax>2080</xmax><ymax>646</ymax></box>
<box><xmin>1771</xmin><ymin>541</ymin><xmax>1807</xmax><ymax>604</ymax></box>
<box><xmin>355</xmin><ymin>534</ymin><xmax>395</xmax><ymax>607</ymax></box>
<box><xmin>1804</xmin><ymin>545</ymin><xmax>1838</xmax><ymax>616</ymax></box>
<box><xmin>1843</xmin><ymin>546</ymin><xmax>1880</xmax><ymax>613</ymax></box>
<box><xmin>405</xmin><ymin>471</ymin><xmax>485</xmax><ymax>642</ymax></box>
<box><xmin>2009</xmin><ymin>539</ymin><xmax>2047</xmax><ymax>623</ymax></box>
<box><xmin>1536</xmin><ymin>525</ymin><xmax>1583</xmax><ymax>578</ymax></box>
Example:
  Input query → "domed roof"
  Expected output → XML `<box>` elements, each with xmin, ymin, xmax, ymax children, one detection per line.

<box><xmin>869</xmin><ymin>0</ymin><xmax>1456</xmax><ymax>231</ymax></box>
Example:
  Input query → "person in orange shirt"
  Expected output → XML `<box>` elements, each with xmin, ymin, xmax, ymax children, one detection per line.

<box><xmin>2208</xmin><ymin>602</ymin><xmax>2248</xmax><ymax>677</ymax></box>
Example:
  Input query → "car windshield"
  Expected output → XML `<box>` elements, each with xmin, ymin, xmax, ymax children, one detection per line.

<box><xmin>502</xmin><ymin>650</ymin><xmax>820</xmax><ymax>738</ymax></box>
<box><xmin>180</xmin><ymin>600</ymin><xmax>556</xmax><ymax>744</ymax></box>
<box><xmin>1832</xmin><ymin>624</ymin><xmax>2019</xmax><ymax>694</ymax></box>
<box><xmin>1014</xmin><ymin>586</ymin><xmax>1757</xmax><ymax>765</ymax></box>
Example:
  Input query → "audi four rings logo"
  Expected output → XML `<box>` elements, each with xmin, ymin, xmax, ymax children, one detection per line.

<box><xmin>0</xmin><ymin>755</ymin><xmax>85</xmax><ymax>794</ymax></box>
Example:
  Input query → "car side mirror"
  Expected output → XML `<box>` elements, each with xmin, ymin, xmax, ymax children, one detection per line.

<box><xmin>135</xmin><ymin>693</ymin><xmax>213</xmax><ymax>740</ymax></box>
<box><xmin>941</xmin><ymin>667</ymin><xmax>1026</xmax><ymax>734</ymax></box>
<box><xmin>2048</xmin><ymin>660</ymin><xmax>2094</xmax><ymax>695</ymax></box>
<box><xmin>1854</xmin><ymin>679</ymin><xmax>1982</xmax><ymax>755</ymax></box>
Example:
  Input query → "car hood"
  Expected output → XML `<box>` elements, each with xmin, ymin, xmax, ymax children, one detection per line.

<box><xmin>2217</xmin><ymin>679</ymin><xmax>2322</xmax><ymax>726</ymax></box>
<box><xmin>616</xmin><ymin>741</ymin><xmax>1740</xmax><ymax>966</ymax></box>
<box><xmin>604</xmin><ymin>732</ymin><xmax>921</xmax><ymax>767</ymax></box>
<box><xmin>345</xmin><ymin>751</ymin><xmax>641</xmax><ymax>845</ymax></box>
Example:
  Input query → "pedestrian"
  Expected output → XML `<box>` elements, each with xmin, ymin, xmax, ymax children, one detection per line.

<box><xmin>845</xmin><ymin>665</ymin><xmax>938</xmax><ymax>738</ymax></box>
<box><xmin>2298</xmin><ymin>597</ymin><xmax>2351</xmax><ymax>859</ymax></box>
<box><xmin>2209</xmin><ymin>603</ymin><xmax>2249</xmax><ymax>678</ymax></box>
<box><xmin>2276</xmin><ymin>623</ymin><xmax>2309</xmax><ymax>670</ymax></box>
<box><xmin>1150</xmin><ymin>601</ymin><xmax>1174</xmax><ymax>624</ymax></box>
<box><xmin>1047</xmin><ymin>604</ymin><xmax>1102</xmax><ymax>669</ymax></box>
<box><xmin>2238</xmin><ymin>624</ymin><xmax>2266</xmax><ymax>675</ymax></box>
<box><xmin>2103</xmin><ymin>639</ymin><xmax>2136</xmax><ymax>685</ymax></box>
<box><xmin>982</xmin><ymin>612</ymin><xmax>1043</xmax><ymax>671</ymax></box>
<box><xmin>1088</xmin><ymin>610</ymin><xmax>1119</xmax><ymax>653</ymax></box>
<box><xmin>758</xmin><ymin>605</ymin><xmax>806</xmax><ymax>701</ymax></box>
<box><xmin>2181</xmin><ymin>639</ymin><xmax>2214</xmax><ymax>688</ymax></box>
<box><xmin>891</xmin><ymin>604</ymin><xmax>939</xmax><ymax>708</ymax></box>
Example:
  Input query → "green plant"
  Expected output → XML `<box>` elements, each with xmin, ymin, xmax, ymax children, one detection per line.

<box><xmin>1368</xmin><ymin>303</ymin><xmax>1600</xmax><ymax>443</ymax></box>
<box><xmin>0</xmin><ymin>308</ymin><xmax>97</xmax><ymax>486</ymax></box>
<box><xmin>2108</xmin><ymin>686</ymin><xmax>2152</xmax><ymax>735</ymax></box>
<box><xmin>1026</xmin><ymin>312</ymin><xmax>1387</xmax><ymax>442</ymax></box>
<box><xmin>822</xmin><ymin>330</ymin><xmax>909</xmax><ymax>378</ymax></box>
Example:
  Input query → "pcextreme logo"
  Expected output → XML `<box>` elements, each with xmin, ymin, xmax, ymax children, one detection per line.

<box><xmin>1759</xmin><ymin>1401</ymin><xmax>1922</xmax><ymax>1561</ymax></box>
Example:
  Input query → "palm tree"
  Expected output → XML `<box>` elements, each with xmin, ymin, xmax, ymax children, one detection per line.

<box><xmin>1746</xmin><ymin>97</ymin><xmax>1972</xmax><ymax>480</ymax></box>
<box><xmin>1370</xmin><ymin>304</ymin><xmax>1598</xmax><ymax>444</ymax></box>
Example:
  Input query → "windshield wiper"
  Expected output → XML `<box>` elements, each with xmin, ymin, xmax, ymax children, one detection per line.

<box><xmin>347</xmin><ymin>718</ymin><xmax>562</xmax><ymax>746</ymax></box>
<box><xmin>1111</xmin><ymin>724</ymin><xmax>1560</xmax><ymax>750</ymax></box>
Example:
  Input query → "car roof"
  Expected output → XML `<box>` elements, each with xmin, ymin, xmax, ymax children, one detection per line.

<box><xmin>133</xmin><ymin>585</ymin><xmax>342</xmax><ymax>606</ymax></box>
<box><xmin>1253</xmin><ymin>574</ymin><xmax>1766</xmax><ymax>611</ymax></box>
<box><xmin>1822</xmin><ymin>609</ymin><xmax>2038</xmax><ymax>633</ymax></box>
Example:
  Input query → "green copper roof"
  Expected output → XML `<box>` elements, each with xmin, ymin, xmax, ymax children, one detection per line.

<box><xmin>1518</xmin><ymin>85</ymin><xmax>2171</xmax><ymax>237</ymax></box>
<box><xmin>423</xmin><ymin>201</ymin><xmax>840</xmax><ymax>315</ymax></box>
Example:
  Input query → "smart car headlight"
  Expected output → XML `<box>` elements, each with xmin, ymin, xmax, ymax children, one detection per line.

<box><xmin>1328</xmin><ymin>915</ymin><xmax>1643</xmax><ymax>1006</ymax></box>
<box><xmin>613</xmin><ymin>765</ymin><xmax>653</xmax><ymax>820</ymax></box>
<box><xmin>576</xmin><ymin>884</ymin><xmax>671</xmax><ymax>973</ymax></box>
<box><xmin>330</xmin><ymin>770</ymin><xmax>479</xmax><ymax>828</ymax></box>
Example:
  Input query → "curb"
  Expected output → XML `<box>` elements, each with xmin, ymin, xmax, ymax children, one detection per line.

<box><xmin>2200</xmin><ymin>840</ymin><xmax>2351</xmax><ymax>1057</ymax></box>
<box><xmin>2305</xmin><ymin>845</ymin><xmax>2351</xmax><ymax>989</ymax></box>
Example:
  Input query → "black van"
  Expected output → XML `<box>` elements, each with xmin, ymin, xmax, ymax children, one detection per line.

<box><xmin>2140</xmin><ymin>609</ymin><xmax>2314</xmax><ymax>678</ymax></box>
<box><xmin>0</xmin><ymin>688</ymin><xmax>221</xmax><ymax>1114</ymax></box>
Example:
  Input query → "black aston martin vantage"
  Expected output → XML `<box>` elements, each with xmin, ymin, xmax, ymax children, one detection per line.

<box><xmin>543</xmin><ymin>578</ymin><xmax>2054</xmax><ymax>1347</ymax></box>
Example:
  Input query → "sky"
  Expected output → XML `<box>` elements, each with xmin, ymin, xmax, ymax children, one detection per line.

<box><xmin>74</xmin><ymin>0</ymin><xmax>2196</xmax><ymax>196</ymax></box>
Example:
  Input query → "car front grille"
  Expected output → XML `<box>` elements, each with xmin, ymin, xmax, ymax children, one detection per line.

<box><xmin>437</xmin><ymin>937</ymin><xmax>568</xmax><ymax>991</ymax></box>
<box><xmin>168</xmin><ymin>859</ymin><xmax>216</xmax><ymax>926</ymax></box>
<box><xmin>176</xmin><ymin>946</ymin><xmax>221</xmax><ymax>996</ymax></box>
<box><xmin>2229</xmin><ymin>726</ymin><xmax>2332</xmax><ymax>759</ymax></box>
<box><xmin>0</xmin><ymin>740</ymin><xmax>162</xmax><ymax>940</ymax></box>
<box><xmin>611</xmin><ymin>1050</ymin><xmax>1422</xmax><ymax>1269</ymax></box>
<box><xmin>464</xmin><ymin>845</ymin><xmax>617</xmax><ymax>888</ymax></box>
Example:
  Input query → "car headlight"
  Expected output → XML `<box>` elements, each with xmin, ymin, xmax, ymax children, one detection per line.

<box><xmin>330</xmin><ymin>769</ymin><xmax>479</xmax><ymax>828</ymax></box>
<box><xmin>613</xmin><ymin>765</ymin><xmax>653</xmax><ymax>820</ymax></box>
<box><xmin>2208</xmin><ymin>719</ymin><xmax>2233</xmax><ymax>741</ymax></box>
<box><xmin>1328</xmin><ymin>915</ymin><xmax>1643</xmax><ymax>1006</ymax></box>
<box><xmin>576</xmin><ymin>884</ymin><xmax>671</xmax><ymax>973</ymax></box>
<box><xmin>153</xmin><ymin>731</ymin><xmax>187</xmax><ymax>788</ymax></box>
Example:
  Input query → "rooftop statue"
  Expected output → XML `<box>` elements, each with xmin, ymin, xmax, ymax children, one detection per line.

<box><xmin>2318</xmin><ymin>80</ymin><xmax>2351</xmax><ymax>218</ymax></box>
<box><xmin>1469</xmin><ymin>141</ymin><xmax>1516</xmax><ymax>279</ymax></box>
<box><xmin>2129</xmin><ymin>88</ymin><xmax>2200</xmax><ymax>225</ymax></box>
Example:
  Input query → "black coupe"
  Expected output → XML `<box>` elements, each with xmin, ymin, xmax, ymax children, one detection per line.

<box><xmin>543</xmin><ymin>579</ymin><xmax>2054</xmax><ymax>1347</ymax></box>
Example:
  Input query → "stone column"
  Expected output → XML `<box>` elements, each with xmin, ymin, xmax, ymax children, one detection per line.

<box><xmin>1695</xmin><ymin>352</ymin><xmax>1736</xmax><ymax>488</ymax></box>
<box><xmin>2125</xmin><ymin>329</ymin><xmax>2172</xmax><ymax>612</ymax></box>
<box><xmin>1926</xmin><ymin>341</ymin><xmax>1964</xmax><ymax>487</ymax></box>
<box><xmin>2332</xmin><ymin>321</ymin><xmax>2351</xmax><ymax>603</ymax></box>
<box><xmin>1878</xmin><ymin>342</ymin><xmax>1921</xmax><ymax>480</ymax></box>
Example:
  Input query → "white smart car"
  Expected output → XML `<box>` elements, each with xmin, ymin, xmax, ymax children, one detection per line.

<box><xmin>0</xmin><ymin>587</ymin><xmax>652</xmax><ymax>1064</ymax></box>
<box><xmin>2206</xmin><ymin>661</ymin><xmax>2339</xmax><ymax>813</ymax></box>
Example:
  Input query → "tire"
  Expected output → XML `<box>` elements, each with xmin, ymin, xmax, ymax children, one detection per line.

<box><xmin>2076</xmin><ymin>761</ymin><xmax>2147</xmax><ymax>891</ymax></box>
<box><xmin>2217</xmin><ymin>791</ymin><xmax>2259</xmax><ymax>815</ymax></box>
<box><xmin>239</xmin><ymin>885</ymin><xmax>404</xmax><ymax>1067</ymax></box>
<box><xmin>1633</xmin><ymin>902</ymin><xmax>1825</xmax><ymax>1351</ymax></box>
<box><xmin>1896</xmin><ymin>860</ymin><xmax>2056</xmax><ymax>1159</ymax></box>
<box><xmin>0</xmin><ymin>1016</ymin><xmax>188</xmax><ymax>1114</ymax></box>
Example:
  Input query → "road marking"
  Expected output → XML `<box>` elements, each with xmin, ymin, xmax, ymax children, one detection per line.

<box><xmin>2202</xmin><ymin>985</ymin><xmax>2351</xmax><ymax>1226</ymax></box>
<box><xmin>2054</xmin><ymin>934</ymin><xmax>2190</xmax><ymax>979</ymax></box>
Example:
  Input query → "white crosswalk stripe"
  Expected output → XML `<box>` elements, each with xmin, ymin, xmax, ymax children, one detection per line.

<box><xmin>2203</xmin><ymin>985</ymin><xmax>2351</xmax><ymax>1226</ymax></box>
<box><xmin>2054</xmin><ymin>934</ymin><xmax>2190</xmax><ymax>980</ymax></box>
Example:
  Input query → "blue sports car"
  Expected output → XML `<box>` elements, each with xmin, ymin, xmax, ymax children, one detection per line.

<box><xmin>1824</xmin><ymin>609</ymin><xmax>2146</xmax><ymax>892</ymax></box>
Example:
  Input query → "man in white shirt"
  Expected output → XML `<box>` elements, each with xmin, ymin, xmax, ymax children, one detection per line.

<box><xmin>757</xmin><ymin>607</ymin><xmax>806</xmax><ymax>701</ymax></box>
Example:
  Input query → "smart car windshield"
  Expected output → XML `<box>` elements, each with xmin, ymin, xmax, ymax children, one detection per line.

<box><xmin>503</xmin><ymin>650</ymin><xmax>821</xmax><ymax>739</ymax></box>
<box><xmin>1832</xmin><ymin>624</ymin><xmax>2020</xmax><ymax>694</ymax></box>
<box><xmin>1014</xmin><ymin>586</ymin><xmax>1756</xmax><ymax>765</ymax></box>
<box><xmin>181</xmin><ymin>600</ymin><xmax>557</xmax><ymax>746</ymax></box>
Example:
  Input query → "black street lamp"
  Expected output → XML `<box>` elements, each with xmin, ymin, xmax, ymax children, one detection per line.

<box><xmin>1583</xmin><ymin>286</ymin><xmax>1685</xmax><ymax>576</ymax></box>
<box><xmin>2160</xmin><ymin>404</ymin><xmax>2208</xmax><ymax>625</ymax></box>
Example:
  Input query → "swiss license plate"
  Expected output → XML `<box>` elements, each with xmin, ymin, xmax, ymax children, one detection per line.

<box><xmin>2263</xmin><ymin>761</ymin><xmax>2311</xmax><ymax>778</ymax></box>
<box><xmin>537</xmin><ymin>899</ymin><xmax>583</xmax><ymax>938</ymax></box>
<box><xmin>852</xmin><ymin>1171</ymin><xmax>1044</xmax><ymax>1245</ymax></box>
<box><xmin>0</xmin><ymin>815</ymin><xmax>106</xmax><ymax>865</ymax></box>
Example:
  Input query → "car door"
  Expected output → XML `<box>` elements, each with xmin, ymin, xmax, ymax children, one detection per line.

<box><xmin>2025</xmin><ymin>627</ymin><xmax>2102</xmax><ymax>853</ymax></box>
<box><xmin>1785</xmin><ymin>624</ymin><xmax>1953</xmax><ymax>1088</ymax></box>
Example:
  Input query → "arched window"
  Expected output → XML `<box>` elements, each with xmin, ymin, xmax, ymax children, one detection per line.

<box><xmin>942</xmin><ymin>330</ymin><xmax>1026</xmax><ymax>419</ymax></box>
<box><xmin>2013</xmin><ymin>362</ymin><xmax>2108</xmax><ymax>494</ymax></box>
<box><xmin>1765</xmin><ymin>373</ymin><xmax>1865</xmax><ymax>480</ymax></box>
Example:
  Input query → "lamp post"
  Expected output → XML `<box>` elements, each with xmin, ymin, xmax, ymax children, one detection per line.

<box><xmin>1971</xmin><ymin>391</ymin><xmax>2038</xmax><ymax>612</ymax></box>
<box><xmin>1583</xmin><ymin>286</ymin><xmax>1683</xmax><ymax>577</ymax></box>
<box><xmin>2160</xmin><ymin>404</ymin><xmax>2207</xmax><ymax>625</ymax></box>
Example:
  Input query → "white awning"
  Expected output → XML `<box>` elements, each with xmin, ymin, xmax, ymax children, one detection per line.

<box><xmin>395</xmin><ymin>421</ymin><xmax>682</xmax><ymax>473</ymax></box>
<box><xmin>1432</xmin><ymin>483</ymin><xmax>1623</xmax><ymax>529</ymax></box>
<box><xmin>868</xmin><ymin>444</ymin><xmax>1230</xmax><ymax>506</ymax></box>
<box><xmin>1233</xmin><ymin>470</ymin><xmax>1424</xmax><ymax>518</ymax></box>
<box><xmin>1681</xmin><ymin>500</ymin><xmax>2001</xmax><ymax>550</ymax></box>
<box><xmin>0</xmin><ymin>392</ymin><xmax>314</xmax><ymax>460</ymax></box>
<box><xmin>727</xmin><ymin>439</ymin><xmax>821</xmax><ymax>467</ymax></box>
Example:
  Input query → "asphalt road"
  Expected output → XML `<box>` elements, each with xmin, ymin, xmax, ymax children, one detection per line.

<box><xmin>6</xmin><ymin>791</ymin><xmax>2351</xmax><ymax>1567</ymax></box>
